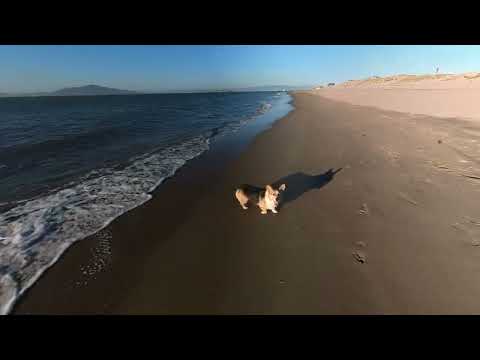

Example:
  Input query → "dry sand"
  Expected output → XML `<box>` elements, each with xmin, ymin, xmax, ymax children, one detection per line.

<box><xmin>14</xmin><ymin>89</ymin><xmax>480</xmax><ymax>314</ymax></box>
<box><xmin>315</xmin><ymin>73</ymin><xmax>480</xmax><ymax>121</ymax></box>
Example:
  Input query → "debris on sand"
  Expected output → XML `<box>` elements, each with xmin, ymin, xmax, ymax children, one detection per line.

<box><xmin>355</xmin><ymin>241</ymin><xmax>367</xmax><ymax>248</ymax></box>
<box><xmin>352</xmin><ymin>251</ymin><xmax>366</xmax><ymax>264</ymax></box>
<box><xmin>358</xmin><ymin>203</ymin><xmax>369</xmax><ymax>215</ymax></box>
<box><xmin>438</xmin><ymin>139</ymin><xmax>443</xmax><ymax>144</ymax></box>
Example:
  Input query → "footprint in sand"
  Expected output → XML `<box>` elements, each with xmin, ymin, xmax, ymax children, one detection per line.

<box><xmin>358</xmin><ymin>203</ymin><xmax>369</xmax><ymax>215</ymax></box>
<box><xmin>429</xmin><ymin>159</ymin><xmax>480</xmax><ymax>181</ymax></box>
<box><xmin>451</xmin><ymin>216</ymin><xmax>480</xmax><ymax>247</ymax></box>
<box><xmin>75</xmin><ymin>229</ymin><xmax>113</xmax><ymax>287</ymax></box>
<box><xmin>352</xmin><ymin>241</ymin><xmax>367</xmax><ymax>264</ymax></box>
<box><xmin>380</xmin><ymin>146</ymin><xmax>400</xmax><ymax>165</ymax></box>
<box><xmin>428</xmin><ymin>159</ymin><xmax>457</xmax><ymax>173</ymax></box>
<box><xmin>352</xmin><ymin>250</ymin><xmax>367</xmax><ymax>264</ymax></box>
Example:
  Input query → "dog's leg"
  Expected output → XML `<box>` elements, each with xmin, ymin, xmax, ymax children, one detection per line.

<box><xmin>235</xmin><ymin>190</ymin><xmax>249</xmax><ymax>210</ymax></box>
<box><xmin>259</xmin><ymin>204</ymin><xmax>268</xmax><ymax>214</ymax></box>
<box><xmin>272</xmin><ymin>208</ymin><xmax>278</xmax><ymax>214</ymax></box>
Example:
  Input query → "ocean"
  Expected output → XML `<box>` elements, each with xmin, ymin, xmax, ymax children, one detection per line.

<box><xmin>0</xmin><ymin>91</ymin><xmax>292</xmax><ymax>314</ymax></box>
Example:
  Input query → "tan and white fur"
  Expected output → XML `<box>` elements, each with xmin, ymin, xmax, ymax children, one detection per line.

<box><xmin>235</xmin><ymin>183</ymin><xmax>286</xmax><ymax>214</ymax></box>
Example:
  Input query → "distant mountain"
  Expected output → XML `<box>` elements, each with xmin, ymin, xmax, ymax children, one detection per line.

<box><xmin>0</xmin><ymin>84</ymin><xmax>312</xmax><ymax>98</ymax></box>
<box><xmin>51</xmin><ymin>85</ymin><xmax>137</xmax><ymax>96</ymax></box>
<box><xmin>0</xmin><ymin>85</ymin><xmax>137</xmax><ymax>98</ymax></box>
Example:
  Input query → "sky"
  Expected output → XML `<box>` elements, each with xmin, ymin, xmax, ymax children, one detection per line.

<box><xmin>1</xmin><ymin>45</ymin><xmax>480</xmax><ymax>93</ymax></box>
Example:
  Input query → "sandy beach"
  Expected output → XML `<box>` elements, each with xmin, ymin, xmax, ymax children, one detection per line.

<box><xmin>315</xmin><ymin>73</ymin><xmax>480</xmax><ymax>121</ymax></box>
<box><xmin>14</xmin><ymin>79</ymin><xmax>480</xmax><ymax>314</ymax></box>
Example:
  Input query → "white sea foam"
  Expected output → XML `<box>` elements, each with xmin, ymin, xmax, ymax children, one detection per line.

<box><xmin>0</xmin><ymin>99</ymin><xmax>276</xmax><ymax>315</ymax></box>
<box><xmin>0</xmin><ymin>135</ymin><xmax>209</xmax><ymax>314</ymax></box>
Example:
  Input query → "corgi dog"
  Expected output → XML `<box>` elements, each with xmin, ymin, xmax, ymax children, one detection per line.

<box><xmin>235</xmin><ymin>183</ymin><xmax>286</xmax><ymax>214</ymax></box>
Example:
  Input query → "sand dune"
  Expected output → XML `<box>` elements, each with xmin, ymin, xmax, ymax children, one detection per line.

<box><xmin>332</xmin><ymin>73</ymin><xmax>480</xmax><ymax>90</ymax></box>
<box><xmin>313</xmin><ymin>73</ymin><xmax>480</xmax><ymax>121</ymax></box>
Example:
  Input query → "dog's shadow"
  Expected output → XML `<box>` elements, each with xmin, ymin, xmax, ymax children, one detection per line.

<box><xmin>272</xmin><ymin>168</ymin><xmax>342</xmax><ymax>209</ymax></box>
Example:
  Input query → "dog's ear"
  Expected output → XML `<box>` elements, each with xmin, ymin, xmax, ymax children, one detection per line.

<box><xmin>279</xmin><ymin>183</ymin><xmax>286</xmax><ymax>191</ymax></box>
<box><xmin>265</xmin><ymin>185</ymin><xmax>274</xmax><ymax>193</ymax></box>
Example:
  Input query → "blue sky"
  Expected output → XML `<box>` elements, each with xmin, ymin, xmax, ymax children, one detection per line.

<box><xmin>1</xmin><ymin>45</ymin><xmax>480</xmax><ymax>93</ymax></box>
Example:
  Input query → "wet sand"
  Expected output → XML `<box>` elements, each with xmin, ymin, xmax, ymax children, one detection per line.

<box><xmin>14</xmin><ymin>92</ymin><xmax>480</xmax><ymax>314</ymax></box>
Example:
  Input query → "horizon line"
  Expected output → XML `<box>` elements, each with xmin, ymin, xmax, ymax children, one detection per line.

<box><xmin>0</xmin><ymin>83</ymin><xmax>316</xmax><ymax>96</ymax></box>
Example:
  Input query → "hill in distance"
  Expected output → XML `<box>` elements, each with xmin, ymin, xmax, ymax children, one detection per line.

<box><xmin>0</xmin><ymin>84</ymin><xmax>314</xmax><ymax>98</ymax></box>
<box><xmin>51</xmin><ymin>85</ymin><xmax>137</xmax><ymax>96</ymax></box>
<box><xmin>328</xmin><ymin>72</ymin><xmax>480</xmax><ymax>89</ymax></box>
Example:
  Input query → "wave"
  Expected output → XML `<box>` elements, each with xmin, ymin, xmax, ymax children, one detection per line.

<box><xmin>0</xmin><ymin>125</ymin><xmax>129</xmax><ymax>157</ymax></box>
<box><xmin>0</xmin><ymin>136</ymin><xmax>208</xmax><ymax>315</ymax></box>
<box><xmin>0</xmin><ymin>100</ymin><xmax>275</xmax><ymax>315</ymax></box>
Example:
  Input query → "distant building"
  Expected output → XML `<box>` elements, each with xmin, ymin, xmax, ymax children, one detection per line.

<box><xmin>327</xmin><ymin>83</ymin><xmax>335</xmax><ymax>87</ymax></box>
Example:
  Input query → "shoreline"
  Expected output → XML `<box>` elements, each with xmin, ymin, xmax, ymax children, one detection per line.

<box><xmin>11</xmin><ymin>94</ymin><xmax>294</xmax><ymax>314</ymax></box>
<box><xmin>15</xmin><ymin>91</ymin><xmax>480</xmax><ymax>314</ymax></box>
